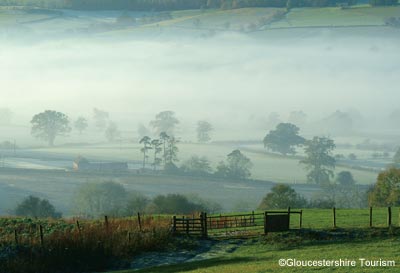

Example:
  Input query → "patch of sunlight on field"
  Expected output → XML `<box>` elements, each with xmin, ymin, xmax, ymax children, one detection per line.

<box><xmin>271</xmin><ymin>6</ymin><xmax>400</xmax><ymax>28</ymax></box>
<box><xmin>167</xmin><ymin>8</ymin><xmax>284</xmax><ymax>30</ymax></box>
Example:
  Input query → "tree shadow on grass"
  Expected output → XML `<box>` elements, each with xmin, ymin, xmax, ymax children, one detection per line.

<box><xmin>130</xmin><ymin>256</ymin><xmax>271</xmax><ymax>273</ymax></box>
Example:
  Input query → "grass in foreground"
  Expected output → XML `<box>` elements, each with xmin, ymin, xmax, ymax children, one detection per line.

<box><xmin>114</xmin><ymin>228</ymin><xmax>400</xmax><ymax>273</ymax></box>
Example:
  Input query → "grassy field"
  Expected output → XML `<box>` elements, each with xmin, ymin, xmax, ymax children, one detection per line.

<box><xmin>270</xmin><ymin>6</ymin><xmax>400</xmax><ymax>28</ymax></box>
<box><xmin>114</xmin><ymin>233</ymin><xmax>400</xmax><ymax>273</ymax></box>
<box><xmin>2</xmin><ymin>209</ymin><xmax>399</xmax><ymax>273</ymax></box>
<box><xmin>110</xmin><ymin>208</ymin><xmax>400</xmax><ymax>273</ymax></box>
<box><xmin>28</xmin><ymin>142</ymin><xmax>379</xmax><ymax>184</ymax></box>
<box><xmin>4</xmin><ymin>5</ymin><xmax>399</xmax><ymax>38</ymax></box>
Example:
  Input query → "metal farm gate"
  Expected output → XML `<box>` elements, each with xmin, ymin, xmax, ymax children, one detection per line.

<box><xmin>172</xmin><ymin>209</ymin><xmax>302</xmax><ymax>238</ymax></box>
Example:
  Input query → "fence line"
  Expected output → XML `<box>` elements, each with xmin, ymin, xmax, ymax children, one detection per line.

<box><xmin>172</xmin><ymin>207</ymin><xmax>397</xmax><ymax>238</ymax></box>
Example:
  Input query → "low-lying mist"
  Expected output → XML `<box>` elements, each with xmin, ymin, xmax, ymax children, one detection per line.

<box><xmin>1</xmin><ymin>30</ymin><xmax>400</xmax><ymax>143</ymax></box>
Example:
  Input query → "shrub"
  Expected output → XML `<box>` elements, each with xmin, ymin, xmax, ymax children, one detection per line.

<box><xmin>15</xmin><ymin>196</ymin><xmax>61</xmax><ymax>218</ymax></box>
<box><xmin>150</xmin><ymin>194</ymin><xmax>206</xmax><ymax>214</ymax></box>
<box><xmin>73</xmin><ymin>181</ymin><xmax>127</xmax><ymax>218</ymax></box>
<box><xmin>258</xmin><ymin>184</ymin><xmax>308</xmax><ymax>210</ymax></box>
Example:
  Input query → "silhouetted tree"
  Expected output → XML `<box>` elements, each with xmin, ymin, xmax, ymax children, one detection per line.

<box><xmin>180</xmin><ymin>155</ymin><xmax>212</xmax><ymax>175</ymax></box>
<box><xmin>139</xmin><ymin>136</ymin><xmax>152</xmax><ymax>169</ymax></box>
<box><xmin>93</xmin><ymin>108</ymin><xmax>109</xmax><ymax>130</ymax></box>
<box><xmin>73</xmin><ymin>181</ymin><xmax>127</xmax><ymax>218</ymax></box>
<box><xmin>151</xmin><ymin>194</ymin><xmax>205</xmax><ymax>214</ymax></box>
<box><xmin>151</xmin><ymin>139</ymin><xmax>162</xmax><ymax>171</ymax></box>
<box><xmin>197</xmin><ymin>120</ymin><xmax>213</xmax><ymax>143</ymax></box>
<box><xmin>336</xmin><ymin>171</ymin><xmax>356</xmax><ymax>187</ymax></box>
<box><xmin>258</xmin><ymin>184</ymin><xmax>307</xmax><ymax>209</ymax></box>
<box><xmin>215</xmin><ymin>149</ymin><xmax>252</xmax><ymax>179</ymax></box>
<box><xmin>150</xmin><ymin>111</ymin><xmax>179</xmax><ymax>135</ymax></box>
<box><xmin>105</xmin><ymin>121</ymin><xmax>120</xmax><ymax>142</ymax></box>
<box><xmin>74</xmin><ymin>116</ymin><xmax>88</xmax><ymax>134</ymax></box>
<box><xmin>15</xmin><ymin>196</ymin><xmax>61</xmax><ymax>218</ymax></box>
<box><xmin>31</xmin><ymin>110</ymin><xmax>71</xmax><ymax>146</ymax></box>
<box><xmin>159</xmin><ymin>131</ymin><xmax>170</xmax><ymax>166</ymax></box>
<box><xmin>263</xmin><ymin>123</ymin><xmax>305</xmax><ymax>155</ymax></box>
<box><xmin>300</xmin><ymin>136</ymin><xmax>336</xmax><ymax>184</ymax></box>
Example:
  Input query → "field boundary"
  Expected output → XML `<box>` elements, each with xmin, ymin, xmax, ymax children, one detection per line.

<box><xmin>172</xmin><ymin>206</ymin><xmax>397</xmax><ymax>238</ymax></box>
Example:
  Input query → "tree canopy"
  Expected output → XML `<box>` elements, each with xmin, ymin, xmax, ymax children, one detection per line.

<box><xmin>180</xmin><ymin>155</ymin><xmax>212</xmax><ymax>176</ymax></box>
<box><xmin>151</xmin><ymin>194</ymin><xmax>205</xmax><ymax>214</ymax></box>
<box><xmin>73</xmin><ymin>181</ymin><xmax>128</xmax><ymax>218</ymax></box>
<box><xmin>336</xmin><ymin>171</ymin><xmax>356</xmax><ymax>187</ymax></box>
<box><xmin>300</xmin><ymin>136</ymin><xmax>336</xmax><ymax>184</ymax></box>
<box><xmin>258</xmin><ymin>184</ymin><xmax>307</xmax><ymax>209</ymax></box>
<box><xmin>74</xmin><ymin>116</ymin><xmax>88</xmax><ymax>134</ymax></box>
<box><xmin>216</xmin><ymin>149</ymin><xmax>252</xmax><ymax>179</ymax></box>
<box><xmin>197</xmin><ymin>120</ymin><xmax>213</xmax><ymax>143</ymax></box>
<box><xmin>368</xmin><ymin>168</ymin><xmax>400</xmax><ymax>207</ymax></box>
<box><xmin>31</xmin><ymin>110</ymin><xmax>71</xmax><ymax>146</ymax></box>
<box><xmin>263</xmin><ymin>123</ymin><xmax>305</xmax><ymax>155</ymax></box>
<box><xmin>150</xmin><ymin>111</ymin><xmax>179</xmax><ymax>135</ymax></box>
<box><xmin>15</xmin><ymin>196</ymin><xmax>61</xmax><ymax>218</ymax></box>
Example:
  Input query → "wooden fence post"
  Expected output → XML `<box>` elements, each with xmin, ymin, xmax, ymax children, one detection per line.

<box><xmin>387</xmin><ymin>207</ymin><xmax>392</xmax><ymax>227</ymax></box>
<box><xmin>288</xmin><ymin>207</ymin><xmax>291</xmax><ymax>229</ymax></box>
<box><xmin>333</xmin><ymin>207</ymin><xmax>336</xmax><ymax>228</ymax></box>
<box><xmin>172</xmin><ymin>216</ymin><xmax>177</xmax><ymax>234</ymax></box>
<box><xmin>39</xmin><ymin>225</ymin><xmax>44</xmax><ymax>248</ymax></box>
<box><xmin>104</xmin><ymin>215</ymin><xmax>109</xmax><ymax>231</ymax></box>
<box><xmin>263</xmin><ymin>212</ymin><xmax>267</xmax><ymax>235</ymax></box>
<box><xmin>186</xmin><ymin>218</ymin><xmax>189</xmax><ymax>235</ymax></box>
<box><xmin>369</xmin><ymin>207</ymin><xmax>373</xmax><ymax>228</ymax></box>
<box><xmin>300</xmin><ymin>210</ymin><xmax>303</xmax><ymax>229</ymax></box>
<box><xmin>137</xmin><ymin>213</ymin><xmax>142</xmax><ymax>232</ymax></box>
<box><xmin>14</xmin><ymin>229</ymin><xmax>18</xmax><ymax>246</ymax></box>
<box><xmin>204</xmin><ymin>212</ymin><xmax>208</xmax><ymax>238</ymax></box>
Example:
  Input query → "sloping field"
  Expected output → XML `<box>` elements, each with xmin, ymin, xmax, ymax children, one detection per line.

<box><xmin>271</xmin><ymin>6</ymin><xmax>400</xmax><ymax>28</ymax></box>
<box><xmin>29</xmin><ymin>142</ymin><xmax>378</xmax><ymax>184</ymax></box>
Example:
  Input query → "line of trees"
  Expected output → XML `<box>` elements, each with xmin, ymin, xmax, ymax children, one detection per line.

<box><xmin>29</xmin><ymin>108</ymin><xmax>123</xmax><ymax>145</ymax></box>
<box><xmin>263</xmin><ymin>122</ymin><xmax>337</xmax><ymax>185</ymax></box>
<box><xmin>0</xmin><ymin>0</ymin><xmax>371</xmax><ymax>11</ymax></box>
<box><xmin>139</xmin><ymin>132</ymin><xmax>179</xmax><ymax>171</ymax></box>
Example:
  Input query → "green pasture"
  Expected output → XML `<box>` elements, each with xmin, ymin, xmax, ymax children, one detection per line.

<box><xmin>0</xmin><ymin>7</ymin><xmax>56</xmax><ymax>24</ymax></box>
<box><xmin>30</xmin><ymin>142</ymin><xmax>379</xmax><ymax>184</ymax></box>
<box><xmin>169</xmin><ymin>8</ymin><xmax>283</xmax><ymax>30</ymax></box>
<box><xmin>112</xmin><ymin>226</ymin><xmax>400</xmax><ymax>273</ymax></box>
<box><xmin>271</xmin><ymin>6</ymin><xmax>400</xmax><ymax>28</ymax></box>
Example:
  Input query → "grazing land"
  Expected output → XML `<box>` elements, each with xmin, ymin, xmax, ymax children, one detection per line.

<box><xmin>271</xmin><ymin>6</ymin><xmax>400</xmax><ymax>28</ymax></box>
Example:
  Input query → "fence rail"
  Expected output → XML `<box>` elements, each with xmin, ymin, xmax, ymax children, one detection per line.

<box><xmin>171</xmin><ymin>207</ymin><xmax>398</xmax><ymax>238</ymax></box>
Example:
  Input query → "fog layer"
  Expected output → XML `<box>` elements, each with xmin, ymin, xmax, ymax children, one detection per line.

<box><xmin>1</xmin><ymin>31</ymin><xmax>400</xmax><ymax>139</ymax></box>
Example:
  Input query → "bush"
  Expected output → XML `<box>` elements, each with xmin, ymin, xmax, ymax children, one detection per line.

<box><xmin>368</xmin><ymin>168</ymin><xmax>400</xmax><ymax>207</ymax></box>
<box><xmin>73</xmin><ymin>181</ymin><xmax>128</xmax><ymax>218</ymax></box>
<box><xmin>150</xmin><ymin>194</ymin><xmax>206</xmax><ymax>214</ymax></box>
<box><xmin>15</xmin><ymin>196</ymin><xmax>61</xmax><ymax>218</ymax></box>
<box><xmin>125</xmin><ymin>191</ymin><xmax>149</xmax><ymax>215</ymax></box>
<box><xmin>180</xmin><ymin>156</ymin><xmax>212</xmax><ymax>176</ymax></box>
<box><xmin>258</xmin><ymin>184</ymin><xmax>308</xmax><ymax>210</ymax></box>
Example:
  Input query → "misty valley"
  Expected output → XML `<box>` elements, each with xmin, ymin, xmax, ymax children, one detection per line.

<box><xmin>1</xmin><ymin>1</ymin><xmax>400</xmax><ymax>273</ymax></box>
